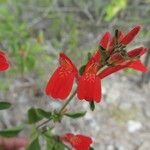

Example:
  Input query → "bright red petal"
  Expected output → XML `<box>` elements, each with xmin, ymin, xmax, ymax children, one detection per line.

<box><xmin>0</xmin><ymin>62</ymin><xmax>10</xmax><ymax>71</ymax></box>
<box><xmin>120</xmin><ymin>26</ymin><xmax>141</xmax><ymax>45</ymax></box>
<box><xmin>128</xmin><ymin>47</ymin><xmax>147</xmax><ymax>58</ymax></box>
<box><xmin>45</xmin><ymin>54</ymin><xmax>77</xmax><ymax>100</ymax></box>
<box><xmin>0</xmin><ymin>51</ymin><xmax>6</xmax><ymax>56</ymax></box>
<box><xmin>119</xmin><ymin>31</ymin><xmax>124</xmax><ymax>41</ymax></box>
<box><xmin>84</xmin><ymin>50</ymin><xmax>101</xmax><ymax>75</ymax></box>
<box><xmin>73</xmin><ymin>135</ymin><xmax>92</xmax><ymax>150</ymax></box>
<box><xmin>98</xmin><ymin>65</ymin><xmax>128</xmax><ymax>79</ymax></box>
<box><xmin>62</xmin><ymin>133</ymin><xmax>92</xmax><ymax>150</ymax></box>
<box><xmin>0</xmin><ymin>54</ymin><xmax>7</xmax><ymax>62</ymax></box>
<box><xmin>0</xmin><ymin>51</ymin><xmax>10</xmax><ymax>71</ymax></box>
<box><xmin>99</xmin><ymin>32</ymin><xmax>111</xmax><ymax>49</ymax></box>
<box><xmin>99</xmin><ymin>59</ymin><xmax>147</xmax><ymax>79</ymax></box>
<box><xmin>77</xmin><ymin>75</ymin><xmax>101</xmax><ymax>103</ymax></box>
<box><xmin>45</xmin><ymin>68</ymin><xmax>76</xmax><ymax>99</ymax></box>
<box><xmin>128</xmin><ymin>60</ymin><xmax>147</xmax><ymax>72</ymax></box>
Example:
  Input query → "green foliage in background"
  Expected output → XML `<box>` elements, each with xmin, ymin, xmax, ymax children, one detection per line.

<box><xmin>105</xmin><ymin>0</ymin><xmax>128</xmax><ymax>21</ymax></box>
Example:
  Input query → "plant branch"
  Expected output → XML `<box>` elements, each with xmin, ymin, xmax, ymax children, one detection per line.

<box><xmin>37</xmin><ymin>89</ymin><xmax>77</xmax><ymax>129</ymax></box>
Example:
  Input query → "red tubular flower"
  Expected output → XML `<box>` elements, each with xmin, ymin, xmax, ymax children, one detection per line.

<box><xmin>99</xmin><ymin>32</ymin><xmax>111</xmax><ymax>49</ymax></box>
<box><xmin>120</xmin><ymin>26</ymin><xmax>141</xmax><ymax>45</ymax></box>
<box><xmin>99</xmin><ymin>60</ymin><xmax>147</xmax><ymax>79</ymax></box>
<box><xmin>0</xmin><ymin>51</ymin><xmax>10</xmax><ymax>71</ymax></box>
<box><xmin>77</xmin><ymin>51</ymin><xmax>102</xmax><ymax>103</ymax></box>
<box><xmin>109</xmin><ymin>47</ymin><xmax>147</xmax><ymax>65</ymax></box>
<box><xmin>45</xmin><ymin>53</ymin><xmax>78</xmax><ymax>100</ymax></box>
<box><xmin>62</xmin><ymin>133</ymin><xmax>92</xmax><ymax>150</ymax></box>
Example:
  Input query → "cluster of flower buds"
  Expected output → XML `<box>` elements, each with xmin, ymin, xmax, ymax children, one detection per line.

<box><xmin>0</xmin><ymin>51</ymin><xmax>10</xmax><ymax>71</ymax></box>
<box><xmin>45</xmin><ymin>25</ymin><xmax>147</xmax><ymax>104</ymax></box>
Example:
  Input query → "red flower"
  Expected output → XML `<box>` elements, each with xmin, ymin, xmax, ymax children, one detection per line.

<box><xmin>0</xmin><ymin>51</ymin><xmax>10</xmax><ymax>71</ymax></box>
<box><xmin>45</xmin><ymin>53</ymin><xmax>77</xmax><ymax>99</ymax></box>
<box><xmin>62</xmin><ymin>133</ymin><xmax>92</xmax><ymax>150</ymax></box>
<box><xmin>99</xmin><ymin>32</ymin><xmax>111</xmax><ymax>49</ymax></box>
<box><xmin>120</xmin><ymin>26</ymin><xmax>141</xmax><ymax>45</ymax></box>
<box><xmin>99</xmin><ymin>60</ymin><xmax>147</xmax><ymax>79</ymax></box>
<box><xmin>77</xmin><ymin>51</ymin><xmax>101</xmax><ymax>103</ymax></box>
<box><xmin>108</xmin><ymin>47</ymin><xmax>147</xmax><ymax>65</ymax></box>
<box><xmin>106</xmin><ymin>26</ymin><xmax>140</xmax><ymax>53</ymax></box>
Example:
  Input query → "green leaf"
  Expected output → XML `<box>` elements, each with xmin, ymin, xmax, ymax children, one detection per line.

<box><xmin>36</xmin><ymin>108</ymin><xmax>52</xmax><ymax>119</ymax></box>
<box><xmin>54</xmin><ymin>142</ymin><xmax>65</xmax><ymax>150</ymax></box>
<box><xmin>46</xmin><ymin>137</ymin><xmax>55</xmax><ymax>150</ymax></box>
<box><xmin>0</xmin><ymin>101</ymin><xmax>11</xmax><ymax>110</ymax></box>
<box><xmin>90</xmin><ymin>147</ymin><xmax>95</xmax><ymax>150</ymax></box>
<box><xmin>0</xmin><ymin>125</ymin><xmax>24</xmax><ymax>137</ymax></box>
<box><xmin>65</xmin><ymin>111</ymin><xmax>86</xmax><ymax>119</ymax></box>
<box><xmin>27</xmin><ymin>137</ymin><xmax>40</xmax><ymax>150</ymax></box>
<box><xmin>28</xmin><ymin>107</ymin><xmax>43</xmax><ymax>124</ymax></box>
<box><xmin>87</xmin><ymin>52</ymin><xmax>92</xmax><ymax>60</ymax></box>
<box><xmin>45</xmin><ymin>135</ymin><xmax>65</xmax><ymax>150</ymax></box>
<box><xmin>79</xmin><ymin>65</ymin><xmax>86</xmax><ymax>75</ymax></box>
<box><xmin>89</xmin><ymin>101</ymin><xmax>95</xmax><ymax>111</ymax></box>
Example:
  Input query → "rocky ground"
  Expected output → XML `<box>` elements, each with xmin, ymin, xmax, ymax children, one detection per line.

<box><xmin>0</xmin><ymin>71</ymin><xmax>150</xmax><ymax>150</ymax></box>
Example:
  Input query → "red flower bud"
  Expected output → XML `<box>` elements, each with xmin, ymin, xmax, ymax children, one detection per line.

<box><xmin>0</xmin><ymin>51</ymin><xmax>10</xmax><ymax>71</ymax></box>
<box><xmin>108</xmin><ymin>47</ymin><xmax>147</xmax><ymax>65</ymax></box>
<box><xmin>99</xmin><ymin>60</ymin><xmax>147</xmax><ymax>79</ymax></box>
<box><xmin>99</xmin><ymin>32</ymin><xmax>111</xmax><ymax>49</ymax></box>
<box><xmin>120</xmin><ymin>26</ymin><xmax>141</xmax><ymax>45</ymax></box>
<box><xmin>62</xmin><ymin>133</ymin><xmax>92</xmax><ymax>150</ymax></box>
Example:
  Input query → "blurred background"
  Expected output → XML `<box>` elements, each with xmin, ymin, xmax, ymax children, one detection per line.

<box><xmin>0</xmin><ymin>0</ymin><xmax>150</xmax><ymax>149</ymax></box>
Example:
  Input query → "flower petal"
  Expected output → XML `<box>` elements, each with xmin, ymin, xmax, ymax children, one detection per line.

<box><xmin>45</xmin><ymin>54</ymin><xmax>77</xmax><ymax>100</ymax></box>
<box><xmin>128</xmin><ymin>60</ymin><xmax>147</xmax><ymax>72</ymax></box>
<box><xmin>0</xmin><ymin>62</ymin><xmax>10</xmax><ymax>71</ymax></box>
<box><xmin>99</xmin><ymin>60</ymin><xmax>147</xmax><ymax>79</ymax></box>
<box><xmin>99</xmin><ymin>32</ymin><xmax>111</xmax><ymax>49</ymax></box>
<box><xmin>120</xmin><ymin>26</ymin><xmax>141</xmax><ymax>45</ymax></box>
<box><xmin>77</xmin><ymin>75</ymin><xmax>101</xmax><ymax>103</ymax></box>
<box><xmin>127</xmin><ymin>47</ymin><xmax>147</xmax><ymax>58</ymax></box>
<box><xmin>99</xmin><ymin>65</ymin><xmax>128</xmax><ymax>79</ymax></box>
<box><xmin>62</xmin><ymin>133</ymin><xmax>92</xmax><ymax>150</ymax></box>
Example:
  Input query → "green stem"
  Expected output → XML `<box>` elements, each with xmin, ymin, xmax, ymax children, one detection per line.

<box><xmin>58</xmin><ymin>89</ymin><xmax>76</xmax><ymax>114</ymax></box>
<box><xmin>37</xmin><ymin>89</ymin><xmax>77</xmax><ymax>129</ymax></box>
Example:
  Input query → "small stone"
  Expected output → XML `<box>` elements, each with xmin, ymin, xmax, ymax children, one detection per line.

<box><xmin>107</xmin><ymin>145</ymin><xmax>115</xmax><ymax>150</ymax></box>
<box><xmin>127</xmin><ymin>120</ymin><xmax>142</xmax><ymax>133</ymax></box>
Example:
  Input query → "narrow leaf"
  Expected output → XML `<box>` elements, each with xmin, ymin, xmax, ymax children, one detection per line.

<box><xmin>79</xmin><ymin>65</ymin><xmax>86</xmax><ymax>75</ymax></box>
<box><xmin>0</xmin><ymin>101</ymin><xmax>11</xmax><ymax>110</ymax></box>
<box><xmin>37</xmin><ymin>108</ymin><xmax>52</xmax><ymax>119</ymax></box>
<box><xmin>0</xmin><ymin>125</ymin><xmax>24</xmax><ymax>137</ymax></box>
<box><xmin>89</xmin><ymin>101</ymin><xmax>95</xmax><ymax>111</ymax></box>
<box><xmin>45</xmin><ymin>135</ymin><xmax>65</xmax><ymax>150</ymax></box>
<box><xmin>87</xmin><ymin>52</ymin><xmax>92</xmax><ymax>60</ymax></box>
<box><xmin>65</xmin><ymin>111</ymin><xmax>86</xmax><ymax>119</ymax></box>
<box><xmin>27</xmin><ymin>137</ymin><xmax>40</xmax><ymax>150</ymax></box>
